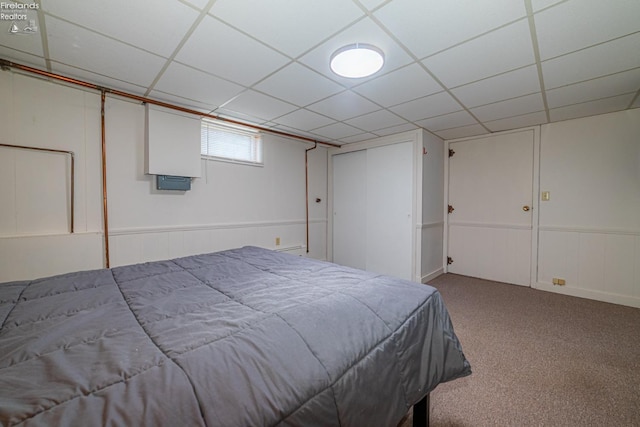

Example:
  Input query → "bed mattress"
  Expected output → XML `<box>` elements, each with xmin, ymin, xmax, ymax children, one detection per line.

<box><xmin>0</xmin><ymin>246</ymin><xmax>470</xmax><ymax>426</ymax></box>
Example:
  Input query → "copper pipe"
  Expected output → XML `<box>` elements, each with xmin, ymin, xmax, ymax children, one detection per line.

<box><xmin>101</xmin><ymin>90</ymin><xmax>110</xmax><ymax>268</ymax></box>
<box><xmin>304</xmin><ymin>142</ymin><xmax>318</xmax><ymax>254</ymax></box>
<box><xmin>0</xmin><ymin>59</ymin><xmax>342</xmax><ymax>148</ymax></box>
<box><xmin>0</xmin><ymin>143</ymin><xmax>75</xmax><ymax>233</ymax></box>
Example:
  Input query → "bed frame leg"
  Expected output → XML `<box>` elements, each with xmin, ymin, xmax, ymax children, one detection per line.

<box><xmin>412</xmin><ymin>394</ymin><xmax>430</xmax><ymax>427</ymax></box>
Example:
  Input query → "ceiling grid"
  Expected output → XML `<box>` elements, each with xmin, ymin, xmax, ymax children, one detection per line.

<box><xmin>0</xmin><ymin>0</ymin><xmax>638</xmax><ymax>143</ymax></box>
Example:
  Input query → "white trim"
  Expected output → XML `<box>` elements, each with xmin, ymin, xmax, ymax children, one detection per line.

<box><xmin>0</xmin><ymin>231</ymin><xmax>102</xmax><ymax>240</ymax></box>
<box><xmin>274</xmin><ymin>244</ymin><xmax>307</xmax><ymax>253</ymax></box>
<box><xmin>421</xmin><ymin>268</ymin><xmax>444</xmax><ymax>284</ymax></box>
<box><xmin>448</xmin><ymin>221</ymin><xmax>532</xmax><ymax>231</ymax></box>
<box><xmin>109</xmin><ymin>219</ymin><xmax>326</xmax><ymax>236</ymax></box>
<box><xmin>536</xmin><ymin>282</ymin><xmax>640</xmax><ymax>309</ymax></box>
<box><xmin>539</xmin><ymin>225</ymin><xmax>640</xmax><ymax>236</ymax></box>
<box><xmin>418</xmin><ymin>221</ymin><xmax>444</xmax><ymax>230</ymax></box>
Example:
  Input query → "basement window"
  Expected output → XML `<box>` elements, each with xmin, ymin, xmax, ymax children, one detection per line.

<box><xmin>201</xmin><ymin>119</ymin><xmax>263</xmax><ymax>165</ymax></box>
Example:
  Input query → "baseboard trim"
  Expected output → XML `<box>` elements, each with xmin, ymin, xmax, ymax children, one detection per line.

<box><xmin>535</xmin><ymin>282</ymin><xmax>640</xmax><ymax>309</ymax></box>
<box><xmin>421</xmin><ymin>268</ymin><xmax>444</xmax><ymax>284</ymax></box>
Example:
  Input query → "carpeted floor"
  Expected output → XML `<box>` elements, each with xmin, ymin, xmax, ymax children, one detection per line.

<box><xmin>400</xmin><ymin>274</ymin><xmax>640</xmax><ymax>427</ymax></box>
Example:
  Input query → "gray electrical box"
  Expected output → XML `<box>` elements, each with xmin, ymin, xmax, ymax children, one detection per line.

<box><xmin>156</xmin><ymin>175</ymin><xmax>191</xmax><ymax>191</ymax></box>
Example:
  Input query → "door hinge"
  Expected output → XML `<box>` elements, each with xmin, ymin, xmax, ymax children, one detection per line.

<box><xmin>447</xmin><ymin>257</ymin><xmax>454</xmax><ymax>265</ymax></box>
<box><xmin>448</xmin><ymin>204</ymin><xmax>454</xmax><ymax>214</ymax></box>
<box><xmin>449</xmin><ymin>149</ymin><xmax>455</xmax><ymax>158</ymax></box>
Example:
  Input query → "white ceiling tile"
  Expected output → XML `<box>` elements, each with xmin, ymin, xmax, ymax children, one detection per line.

<box><xmin>0</xmin><ymin>47</ymin><xmax>45</xmax><ymax>69</ymax></box>
<box><xmin>359</xmin><ymin>0</ymin><xmax>388</xmax><ymax>11</ymax></box>
<box><xmin>46</xmin><ymin>17</ymin><xmax>167</xmax><ymax>87</ymax></box>
<box><xmin>415</xmin><ymin>111</ymin><xmax>478</xmax><ymax>132</ymax></box>
<box><xmin>218</xmin><ymin>90</ymin><xmax>298</xmax><ymax>122</ymax></box>
<box><xmin>182</xmin><ymin>0</ymin><xmax>209</xmax><ymax>10</ymax></box>
<box><xmin>530</xmin><ymin>0</ymin><xmax>564</xmax><ymax>12</ymax></box>
<box><xmin>298</xmin><ymin>17</ymin><xmax>414</xmax><ymax>87</ymax></box>
<box><xmin>214</xmin><ymin>110</ymin><xmax>270</xmax><ymax>127</ymax></box>
<box><xmin>345</xmin><ymin>109</ymin><xmax>407</xmax><ymax>132</ymax></box>
<box><xmin>353</xmin><ymin>64</ymin><xmax>442</xmax><ymax>107</ymax></box>
<box><xmin>373</xmin><ymin>123</ymin><xmax>418</xmax><ymax>137</ymax></box>
<box><xmin>153</xmin><ymin>62</ymin><xmax>244</xmax><ymax>108</ymax></box>
<box><xmin>267</xmin><ymin>124</ymin><xmax>326</xmax><ymax>142</ymax></box>
<box><xmin>147</xmin><ymin>90</ymin><xmax>215</xmax><ymax>113</ymax></box>
<box><xmin>210</xmin><ymin>0</ymin><xmax>364</xmax><ymax>57</ymax></box>
<box><xmin>484</xmin><ymin>111</ymin><xmax>548</xmax><ymax>132</ymax></box>
<box><xmin>549</xmin><ymin>93</ymin><xmax>635</xmax><ymax>122</ymax></box>
<box><xmin>307</xmin><ymin>91</ymin><xmax>379</xmax><ymax>121</ymax></box>
<box><xmin>375</xmin><ymin>0</ymin><xmax>526</xmax><ymax>58</ymax></box>
<box><xmin>254</xmin><ymin>63</ymin><xmax>344</xmax><ymax>107</ymax></box>
<box><xmin>271</xmin><ymin>109</ymin><xmax>334</xmax><ymax>131</ymax></box>
<box><xmin>452</xmin><ymin>65</ymin><xmax>541</xmax><ymax>108</ymax></box>
<box><xmin>339</xmin><ymin>133</ymin><xmax>378</xmax><ymax>144</ymax></box>
<box><xmin>390</xmin><ymin>91</ymin><xmax>462</xmax><ymax>122</ymax></box>
<box><xmin>311</xmin><ymin>122</ymin><xmax>362</xmax><ymax>140</ymax></box>
<box><xmin>0</xmin><ymin>11</ymin><xmax>42</xmax><ymax>56</ymax></box>
<box><xmin>471</xmin><ymin>93</ymin><xmax>544</xmax><ymax>122</ymax></box>
<box><xmin>43</xmin><ymin>0</ymin><xmax>199</xmax><ymax>57</ymax></box>
<box><xmin>175</xmin><ymin>16</ymin><xmax>290</xmax><ymax>86</ymax></box>
<box><xmin>51</xmin><ymin>63</ymin><xmax>148</xmax><ymax>95</ymax></box>
<box><xmin>434</xmin><ymin>124</ymin><xmax>488</xmax><ymax>140</ymax></box>
<box><xmin>535</xmin><ymin>0</ymin><xmax>640</xmax><ymax>60</ymax></box>
<box><xmin>546</xmin><ymin>69</ymin><xmax>640</xmax><ymax>109</ymax></box>
<box><xmin>542</xmin><ymin>33</ymin><xmax>640</xmax><ymax>90</ymax></box>
<box><xmin>423</xmin><ymin>20</ymin><xmax>535</xmax><ymax>88</ymax></box>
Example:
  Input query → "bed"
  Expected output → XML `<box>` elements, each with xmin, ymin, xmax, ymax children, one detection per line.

<box><xmin>0</xmin><ymin>246</ymin><xmax>470</xmax><ymax>426</ymax></box>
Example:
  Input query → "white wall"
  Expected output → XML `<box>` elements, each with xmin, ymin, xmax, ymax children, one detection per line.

<box><xmin>536</xmin><ymin>109</ymin><xmax>640</xmax><ymax>307</ymax></box>
<box><xmin>0</xmin><ymin>72</ymin><xmax>328</xmax><ymax>282</ymax></box>
<box><xmin>0</xmin><ymin>72</ymin><xmax>104</xmax><ymax>281</ymax></box>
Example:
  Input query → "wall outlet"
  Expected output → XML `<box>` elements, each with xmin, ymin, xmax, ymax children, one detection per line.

<box><xmin>275</xmin><ymin>237</ymin><xmax>280</xmax><ymax>246</ymax></box>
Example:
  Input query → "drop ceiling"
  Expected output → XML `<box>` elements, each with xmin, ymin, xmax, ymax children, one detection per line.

<box><xmin>1</xmin><ymin>0</ymin><xmax>639</xmax><ymax>144</ymax></box>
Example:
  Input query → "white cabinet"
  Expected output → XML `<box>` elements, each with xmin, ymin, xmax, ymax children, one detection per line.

<box><xmin>145</xmin><ymin>105</ymin><xmax>201</xmax><ymax>177</ymax></box>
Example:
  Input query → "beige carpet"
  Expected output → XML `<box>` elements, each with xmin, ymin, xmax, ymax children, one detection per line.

<box><xmin>400</xmin><ymin>274</ymin><xmax>640</xmax><ymax>427</ymax></box>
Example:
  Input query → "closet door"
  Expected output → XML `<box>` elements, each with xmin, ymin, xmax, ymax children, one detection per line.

<box><xmin>366</xmin><ymin>142</ymin><xmax>413</xmax><ymax>280</ymax></box>
<box><xmin>332</xmin><ymin>150</ymin><xmax>367</xmax><ymax>270</ymax></box>
<box><xmin>332</xmin><ymin>141</ymin><xmax>414</xmax><ymax>280</ymax></box>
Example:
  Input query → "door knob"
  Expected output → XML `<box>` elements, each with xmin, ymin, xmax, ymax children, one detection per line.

<box><xmin>522</xmin><ymin>205</ymin><xmax>531</xmax><ymax>212</ymax></box>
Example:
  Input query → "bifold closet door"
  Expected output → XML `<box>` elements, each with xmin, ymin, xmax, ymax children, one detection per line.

<box><xmin>332</xmin><ymin>150</ymin><xmax>367</xmax><ymax>271</ymax></box>
<box><xmin>365</xmin><ymin>142</ymin><xmax>413</xmax><ymax>280</ymax></box>
<box><xmin>332</xmin><ymin>141</ymin><xmax>413</xmax><ymax>280</ymax></box>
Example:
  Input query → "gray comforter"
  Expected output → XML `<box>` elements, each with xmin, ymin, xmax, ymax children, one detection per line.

<box><xmin>0</xmin><ymin>246</ymin><xmax>470</xmax><ymax>426</ymax></box>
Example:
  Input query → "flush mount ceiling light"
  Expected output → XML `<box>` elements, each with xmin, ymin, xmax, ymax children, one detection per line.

<box><xmin>330</xmin><ymin>43</ymin><xmax>384</xmax><ymax>78</ymax></box>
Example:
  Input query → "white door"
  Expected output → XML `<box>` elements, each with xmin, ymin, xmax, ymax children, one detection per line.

<box><xmin>332</xmin><ymin>150</ymin><xmax>367</xmax><ymax>270</ymax></box>
<box><xmin>365</xmin><ymin>142</ymin><xmax>413</xmax><ymax>280</ymax></box>
<box><xmin>332</xmin><ymin>142</ymin><xmax>414</xmax><ymax>280</ymax></box>
<box><xmin>447</xmin><ymin>130</ymin><xmax>534</xmax><ymax>286</ymax></box>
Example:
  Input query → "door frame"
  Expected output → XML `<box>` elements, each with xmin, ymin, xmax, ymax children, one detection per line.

<box><xmin>443</xmin><ymin>126</ymin><xmax>541</xmax><ymax>288</ymax></box>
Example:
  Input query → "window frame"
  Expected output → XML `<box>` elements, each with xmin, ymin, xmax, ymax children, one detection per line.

<box><xmin>200</xmin><ymin>119</ymin><xmax>263</xmax><ymax>166</ymax></box>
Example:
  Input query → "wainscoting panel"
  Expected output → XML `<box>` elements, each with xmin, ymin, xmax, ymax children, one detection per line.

<box><xmin>108</xmin><ymin>220</ymin><xmax>310</xmax><ymax>268</ymax></box>
<box><xmin>0</xmin><ymin>233</ymin><xmax>104</xmax><ymax>282</ymax></box>
<box><xmin>537</xmin><ymin>228</ymin><xmax>640</xmax><ymax>308</ymax></box>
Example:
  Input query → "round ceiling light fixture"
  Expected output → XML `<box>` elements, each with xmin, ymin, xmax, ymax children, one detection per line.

<box><xmin>330</xmin><ymin>43</ymin><xmax>385</xmax><ymax>78</ymax></box>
